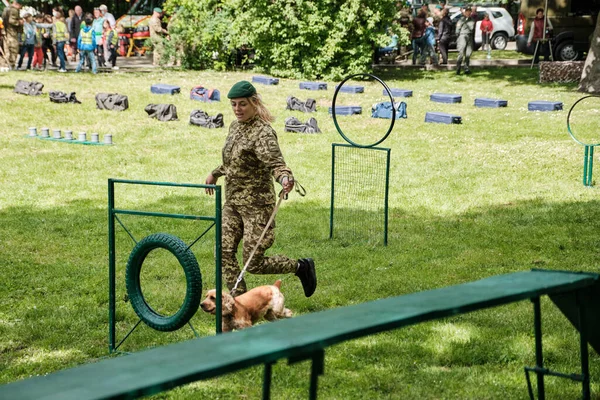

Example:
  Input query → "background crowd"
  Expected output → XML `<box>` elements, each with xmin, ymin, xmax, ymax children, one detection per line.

<box><xmin>0</xmin><ymin>0</ymin><xmax>123</xmax><ymax>72</ymax></box>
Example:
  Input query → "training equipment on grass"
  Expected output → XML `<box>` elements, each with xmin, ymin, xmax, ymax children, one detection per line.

<box><xmin>49</xmin><ymin>91</ymin><xmax>81</xmax><ymax>104</ymax></box>
<box><xmin>287</xmin><ymin>96</ymin><xmax>317</xmax><ymax>113</ymax></box>
<box><xmin>252</xmin><ymin>75</ymin><xmax>279</xmax><ymax>85</ymax></box>
<box><xmin>284</xmin><ymin>117</ymin><xmax>321</xmax><ymax>134</ymax></box>
<box><xmin>328</xmin><ymin>105</ymin><xmax>362</xmax><ymax>116</ymax></box>
<box><xmin>330</xmin><ymin>73</ymin><xmax>398</xmax><ymax>246</ymax></box>
<box><xmin>567</xmin><ymin>95</ymin><xmax>600</xmax><ymax>187</ymax></box>
<box><xmin>299</xmin><ymin>81</ymin><xmax>327</xmax><ymax>90</ymax></box>
<box><xmin>189</xmin><ymin>110</ymin><xmax>224</xmax><ymax>128</ymax></box>
<box><xmin>474</xmin><ymin>98</ymin><xmax>508</xmax><ymax>108</ymax></box>
<box><xmin>430</xmin><ymin>93</ymin><xmax>462</xmax><ymax>103</ymax></box>
<box><xmin>190</xmin><ymin>86</ymin><xmax>221</xmax><ymax>102</ymax></box>
<box><xmin>14</xmin><ymin>80</ymin><xmax>43</xmax><ymax>96</ymax></box>
<box><xmin>108</xmin><ymin>179</ymin><xmax>224</xmax><ymax>352</ymax></box>
<box><xmin>425</xmin><ymin>111</ymin><xmax>462</xmax><ymax>124</ymax></box>
<box><xmin>335</xmin><ymin>84</ymin><xmax>364</xmax><ymax>93</ymax></box>
<box><xmin>151</xmin><ymin>83</ymin><xmax>181</xmax><ymax>95</ymax></box>
<box><xmin>371</xmin><ymin>101</ymin><xmax>407</xmax><ymax>120</ymax></box>
<box><xmin>386</xmin><ymin>88</ymin><xmax>413</xmax><ymax>97</ymax></box>
<box><xmin>145</xmin><ymin>104</ymin><xmax>178</xmax><ymax>121</ymax></box>
<box><xmin>26</xmin><ymin>127</ymin><xmax>114</xmax><ymax>145</ymax></box>
<box><xmin>528</xmin><ymin>100</ymin><xmax>563</xmax><ymax>112</ymax></box>
<box><xmin>95</xmin><ymin>93</ymin><xmax>129</xmax><ymax>111</ymax></box>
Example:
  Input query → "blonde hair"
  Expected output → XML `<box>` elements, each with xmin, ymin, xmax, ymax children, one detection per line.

<box><xmin>248</xmin><ymin>93</ymin><xmax>275</xmax><ymax>123</ymax></box>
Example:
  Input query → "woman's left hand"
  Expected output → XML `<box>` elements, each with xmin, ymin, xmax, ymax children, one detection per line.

<box><xmin>281</xmin><ymin>176</ymin><xmax>294</xmax><ymax>195</ymax></box>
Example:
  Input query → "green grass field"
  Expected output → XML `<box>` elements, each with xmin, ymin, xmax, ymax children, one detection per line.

<box><xmin>1</xmin><ymin>67</ymin><xmax>599</xmax><ymax>399</ymax></box>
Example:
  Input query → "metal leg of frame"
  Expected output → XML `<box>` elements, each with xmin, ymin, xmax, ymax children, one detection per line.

<box><xmin>309</xmin><ymin>350</ymin><xmax>325</xmax><ymax>400</ymax></box>
<box><xmin>262</xmin><ymin>362</ymin><xmax>273</xmax><ymax>400</ymax></box>
<box><xmin>578</xmin><ymin>292</ymin><xmax>590</xmax><ymax>400</ymax></box>
<box><xmin>533</xmin><ymin>296</ymin><xmax>545</xmax><ymax>400</ymax></box>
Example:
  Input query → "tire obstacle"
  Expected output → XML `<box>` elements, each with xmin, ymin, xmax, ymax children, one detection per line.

<box><xmin>108</xmin><ymin>179</ymin><xmax>223</xmax><ymax>353</ymax></box>
<box><xmin>329</xmin><ymin>73</ymin><xmax>400</xmax><ymax>246</ymax></box>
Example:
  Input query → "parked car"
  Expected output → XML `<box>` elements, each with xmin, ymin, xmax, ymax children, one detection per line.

<box><xmin>514</xmin><ymin>0</ymin><xmax>598</xmax><ymax>61</ymax></box>
<box><xmin>449</xmin><ymin>7</ymin><xmax>516</xmax><ymax>51</ymax></box>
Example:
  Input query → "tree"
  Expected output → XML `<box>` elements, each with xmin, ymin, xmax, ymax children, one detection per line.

<box><xmin>579</xmin><ymin>13</ymin><xmax>600</xmax><ymax>93</ymax></box>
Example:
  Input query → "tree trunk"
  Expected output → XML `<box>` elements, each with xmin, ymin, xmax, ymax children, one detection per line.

<box><xmin>579</xmin><ymin>16</ymin><xmax>600</xmax><ymax>93</ymax></box>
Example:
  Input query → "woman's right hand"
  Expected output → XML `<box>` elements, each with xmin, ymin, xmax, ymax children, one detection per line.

<box><xmin>205</xmin><ymin>173</ymin><xmax>217</xmax><ymax>195</ymax></box>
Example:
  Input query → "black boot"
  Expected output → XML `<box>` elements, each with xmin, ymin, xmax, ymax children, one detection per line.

<box><xmin>296</xmin><ymin>258</ymin><xmax>317</xmax><ymax>297</ymax></box>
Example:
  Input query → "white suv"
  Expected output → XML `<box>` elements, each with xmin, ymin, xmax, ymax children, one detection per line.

<box><xmin>449</xmin><ymin>7</ymin><xmax>515</xmax><ymax>50</ymax></box>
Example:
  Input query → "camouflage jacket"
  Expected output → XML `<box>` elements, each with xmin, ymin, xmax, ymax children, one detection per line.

<box><xmin>456</xmin><ymin>15</ymin><xmax>475</xmax><ymax>37</ymax></box>
<box><xmin>212</xmin><ymin>116</ymin><xmax>293</xmax><ymax>205</ymax></box>
<box><xmin>2</xmin><ymin>5</ymin><xmax>21</xmax><ymax>36</ymax></box>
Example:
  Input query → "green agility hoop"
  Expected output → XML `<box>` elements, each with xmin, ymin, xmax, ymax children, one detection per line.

<box><xmin>332</xmin><ymin>73</ymin><xmax>396</xmax><ymax>148</ymax></box>
<box><xmin>567</xmin><ymin>95</ymin><xmax>600</xmax><ymax>186</ymax></box>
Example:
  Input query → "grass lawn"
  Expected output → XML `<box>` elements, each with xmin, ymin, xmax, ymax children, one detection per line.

<box><xmin>0</xmin><ymin>66</ymin><xmax>599</xmax><ymax>399</ymax></box>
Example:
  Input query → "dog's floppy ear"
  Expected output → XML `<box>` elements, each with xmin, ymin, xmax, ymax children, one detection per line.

<box><xmin>221</xmin><ymin>293</ymin><xmax>235</xmax><ymax>315</ymax></box>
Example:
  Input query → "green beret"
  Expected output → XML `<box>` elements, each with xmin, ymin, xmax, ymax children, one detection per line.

<box><xmin>227</xmin><ymin>80</ymin><xmax>256</xmax><ymax>99</ymax></box>
<box><xmin>153</xmin><ymin>7</ymin><xmax>162</xmax><ymax>13</ymax></box>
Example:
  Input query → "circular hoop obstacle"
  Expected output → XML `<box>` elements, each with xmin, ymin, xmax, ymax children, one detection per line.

<box><xmin>331</xmin><ymin>73</ymin><xmax>396</xmax><ymax>148</ymax></box>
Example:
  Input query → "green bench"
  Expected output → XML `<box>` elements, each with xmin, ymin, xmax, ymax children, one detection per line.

<box><xmin>1</xmin><ymin>269</ymin><xmax>598</xmax><ymax>400</ymax></box>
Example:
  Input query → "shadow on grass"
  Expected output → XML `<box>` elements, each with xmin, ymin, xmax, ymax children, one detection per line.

<box><xmin>1</xmin><ymin>195</ymin><xmax>599</xmax><ymax>393</ymax></box>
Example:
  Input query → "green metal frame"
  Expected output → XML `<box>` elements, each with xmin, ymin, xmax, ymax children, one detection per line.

<box><xmin>108</xmin><ymin>179</ymin><xmax>223</xmax><ymax>353</ymax></box>
<box><xmin>329</xmin><ymin>143</ymin><xmax>391</xmax><ymax>246</ymax></box>
<box><xmin>566</xmin><ymin>95</ymin><xmax>600</xmax><ymax>187</ymax></box>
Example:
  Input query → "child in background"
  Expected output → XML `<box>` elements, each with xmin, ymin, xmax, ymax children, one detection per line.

<box><xmin>92</xmin><ymin>8</ymin><xmax>105</xmax><ymax>67</ymax></box>
<box><xmin>480</xmin><ymin>13</ymin><xmax>493</xmax><ymax>59</ymax></box>
<box><xmin>53</xmin><ymin>10</ymin><xmax>69</xmax><ymax>72</ymax></box>
<box><xmin>420</xmin><ymin>17</ymin><xmax>439</xmax><ymax>66</ymax></box>
<box><xmin>17</xmin><ymin>13</ymin><xmax>35</xmax><ymax>70</ymax></box>
<box><xmin>103</xmin><ymin>20</ymin><xmax>119</xmax><ymax>70</ymax></box>
<box><xmin>75</xmin><ymin>13</ymin><xmax>97</xmax><ymax>74</ymax></box>
<box><xmin>42</xmin><ymin>14</ymin><xmax>57</xmax><ymax>67</ymax></box>
<box><xmin>31</xmin><ymin>14</ymin><xmax>44</xmax><ymax>70</ymax></box>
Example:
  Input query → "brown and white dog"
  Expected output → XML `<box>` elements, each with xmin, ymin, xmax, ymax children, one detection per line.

<box><xmin>200</xmin><ymin>280</ymin><xmax>293</xmax><ymax>332</ymax></box>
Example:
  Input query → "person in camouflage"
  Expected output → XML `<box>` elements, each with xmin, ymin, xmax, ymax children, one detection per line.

<box><xmin>2</xmin><ymin>0</ymin><xmax>22</xmax><ymax>70</ymax></box>
<box><xmin>455</xmin><ymin>5</ymin><xmax>475</xmax><ymax>75</ymax></box>
<box><xmin>205</xmin><ymin>80</ymin><xmax>317</xmax><ymax>298</ymax></box>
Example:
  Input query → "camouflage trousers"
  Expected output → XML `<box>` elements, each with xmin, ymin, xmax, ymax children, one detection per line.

<box><xmin>456</xmin><ymin>35</ymin><xmax>473</xmax><ymax>69</ymax></box>
<box><xmin>222</xmin><ymin>202</ymin><xmax>297</xmax><ymax>295</ymax></box>
<box><xmin>4</xmin><ymin>34</ymin><xmax>19</xmax><ymax>68</ymax></box>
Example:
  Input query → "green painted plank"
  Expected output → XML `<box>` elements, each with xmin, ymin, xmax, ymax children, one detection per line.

<box><xmin>1</xmin><ymin>269</ymin><xmax>597</xmax><ymax>400</ymax></box>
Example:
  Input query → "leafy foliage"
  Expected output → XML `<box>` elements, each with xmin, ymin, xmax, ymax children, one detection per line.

<box><xmin>163</xmin><ymin>0</ymin><xmax>397</xmax><ymax>79</ymax></box>
<box><xmin>231</xmin><ymin>0</ymin><xmax>397</xmax><ymax>80</ymax></box>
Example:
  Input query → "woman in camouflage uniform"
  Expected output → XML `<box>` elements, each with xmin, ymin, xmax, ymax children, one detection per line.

<box><xmin>205</xmin><ymin>81</ymin><xmax>317</xmax><ymax>297</ymax></box>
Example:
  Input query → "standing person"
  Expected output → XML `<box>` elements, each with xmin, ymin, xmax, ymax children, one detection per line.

<box><xmin>148</xmin><ymin>7</ymin><xmax>167</xmax><ymax>66</ymax></box>
<box><xmin>41</xmin><ymin>14</ymin><xmax>57</xmax><ymax>68</ymax></box>
<box><xmin>527</xmin><ymin>8</ymin><xmax>553</xmax><ymax>64</ymax></box>
<box><xmin>480</xmin><ymin>13</ymin><xmax>493</xmax><ymax>58</ymax></box>
<box><xmin>411</xmin><ymin>9</ymin><xmax>426</xmax><ymax>65</ymax></box>
<box><xmin>98</xmin><ymin>5</ymin><xmax>116</xmax><ymax>28</ymax></box>
<box><xmin>204</xmin><ymin>81</ymin><xmax>317</xmax><ymax>298</ymax></box>
<box><xmin>92</xmin><ymin>8</ymin><xmax>105</xmax><ymax>67</ymax></box>
<box><xmin>2</xmin><ymin>0</ymin><xmax>22</xmax><ymax>70</ymax></box>
<box><xmin>420</xmin><ymin>17</ymin><xmax>438</xmax><ymax>66</ymax></box>
<box><xmin>65</xmin><ymin>8</ymin><xmax>74</xmax><ymax>59</ymax></box>
<box><xmin>69</xmin><ymin>6</ymin><xmax>83</xmax><ymax>62</ymax></box>
<box><xmin>103</xmin><ymin>19</ymin><xmax>118</xmax><ymax>69</ymax></box>
<box><xmin>52</xmin><ymin>10</ymin><xmax>69</xmax><ymax>72</ymax></box>
<box><xmin>75</xmin><ymin>13</ymin><xmax>96</xmax><ymax>74</ymax></box>
<box><xmin>16</xmin><ymin>13</ymin><xmax>35</xmax><ymax>70</ymax></box>
<box><xmin>437</xmin><ymin>7</ymin><xmax>451</xmax><ymax>65</ymax></box>
<box><xmin>455</xmin><ymin>6</ymin><xmax>475</xmax><ymax>75</ymax></box>
<box><xmin>31</xmin><ymin>14</ymin><xmax>45</xmax><ymax>70</ymax></box>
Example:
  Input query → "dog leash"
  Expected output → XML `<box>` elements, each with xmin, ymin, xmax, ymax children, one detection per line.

<box><xmin>231</xmin><ymin>180</ymin><xmax>306</xmax><ymax>293</ymax></box>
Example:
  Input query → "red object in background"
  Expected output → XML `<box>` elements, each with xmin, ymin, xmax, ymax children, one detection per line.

<box><xmin>517</xmin><ymin>12</ymin><xmax>526</xmax><ymax>35</ymax></box>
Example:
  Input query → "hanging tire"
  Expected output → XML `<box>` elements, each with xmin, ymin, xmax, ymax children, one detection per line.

<box><xmin>125</xmin><ymin>233</ymin><xmax>202</xmax><ymax>332</ymax></box>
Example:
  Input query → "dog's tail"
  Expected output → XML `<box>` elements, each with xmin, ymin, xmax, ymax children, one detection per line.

<box><xmin>273</xmin><ymin>279</ymin><xmax>282</xmax><ymax>289</ymax></box>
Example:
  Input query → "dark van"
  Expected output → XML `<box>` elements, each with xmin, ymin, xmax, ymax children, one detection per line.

<box><xmin>515</xmin><ymin>0</ymin><xmax>599</xmax><ymax>61</ymax></box>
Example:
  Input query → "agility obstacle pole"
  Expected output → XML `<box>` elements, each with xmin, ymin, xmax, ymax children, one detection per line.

<box><xmin>108</xmin><ymin>179</ymin><xmax>222</xmax><ymax>353</ymax></box>
<box><xmin>329</xmin><ymin>73</ymin><xmax>398</xmax><ymax>246</ymax></box>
